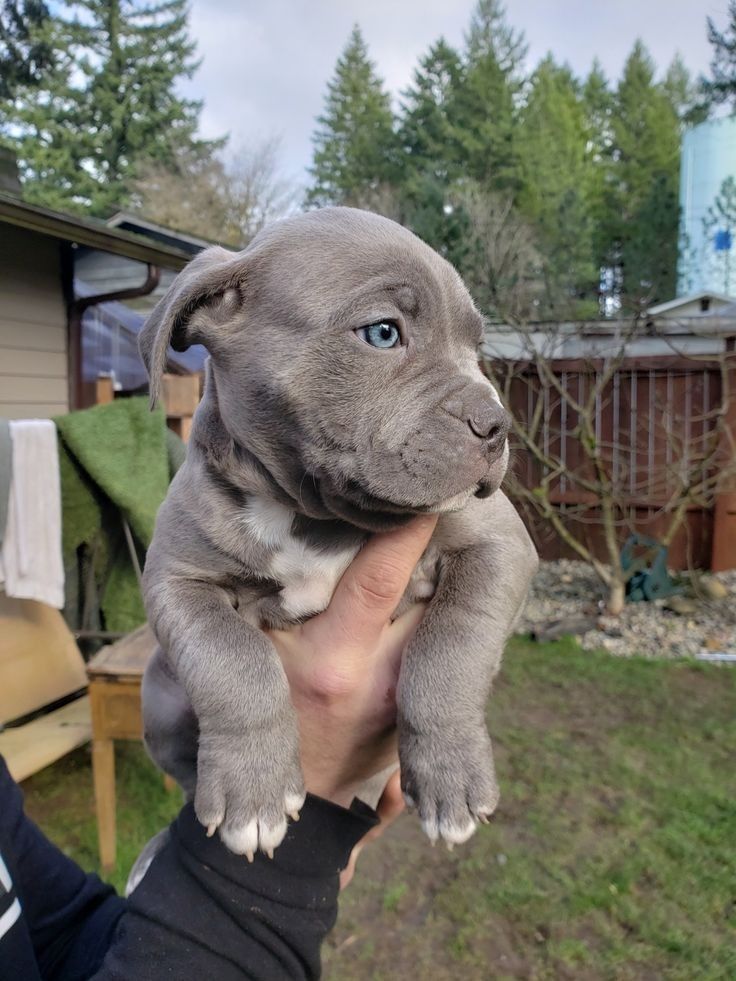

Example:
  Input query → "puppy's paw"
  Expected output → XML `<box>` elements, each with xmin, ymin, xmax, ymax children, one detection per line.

<box><xmin>194</xmin><ymin>721</ymin><xmax>305</xmax><ymax>860</ymax></box>
<box><xmin>399</xmin><ymin>725</ymin><xmax>499</xmax><ymax>848</ymax></box>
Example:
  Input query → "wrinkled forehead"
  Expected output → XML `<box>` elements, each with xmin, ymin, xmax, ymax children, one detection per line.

<box><xmin>252</xmin><ymin>217</ymin><xmax>477</xmax><ymax>330</ymax></box>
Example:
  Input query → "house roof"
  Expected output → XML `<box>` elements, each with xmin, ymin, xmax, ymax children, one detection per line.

<box><xmin>106</xmin><ymin>212</ymin><xmax>217</xmax><ymax>254</ymax></box>
<box><xmin>0</xmin><ymin>192</ymin><xmax>192</xmax><ymax>270</ymax></box>
<box><xmin>647</xmin><ymin>291</ymin><xmax>735</xmax><ymax>316</ymax></box>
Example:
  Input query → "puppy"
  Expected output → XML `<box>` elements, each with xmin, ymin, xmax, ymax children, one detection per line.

<box><xmin>138</xmin><ymin>207</ymin><xmax>537</xmax><ymax>860</ymax></box>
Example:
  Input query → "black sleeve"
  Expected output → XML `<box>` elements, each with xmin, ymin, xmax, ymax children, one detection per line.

<box><xmin>0</xmin><ymin>755</ymin><xmax>125</xmax><ymax>981</ymax></box>
<box><xmin>94</xmin><ymin>796</ymin><xmax>378</xmax><ymax>981</ymax></box>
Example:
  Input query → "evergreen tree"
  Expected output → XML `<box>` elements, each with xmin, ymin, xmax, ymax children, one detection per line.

<box><xmin>1</xmin><ymin>0</ymin><xmax>215</xmax><ymax>215</ymax></box>
<box><xmin>307</xmin><ymin>25</ymin><xmax>398</xmax><ymax>208</ymax></box>
<box><xmin>605</xmin><ymin>41</ymin><xmax>681</xmax><ymax>306</ymax></box>
<box><xmin>582</xmin><ymin>59</ymin><xmax>615</xmax><ymax>309</ymax></box>
<box><xmin>464</xmin><ymin>0</ymin><xmax>527</xmax><ymax>84</ymax></box>
<box><xmin>449</xmin><ymin>0</ymin><xmax>524</xmax><ymax>193</ymax></box>
<box><xmin>516</xmin><ymin>56</ymin><xmax>597</xmax><ymax>316</ymax></box>
<box><xmin>0</xmin><ymin>0</ymin><xmax>51</xmax><ymax>99</ymax></box>
<box><xmin>703</xmin><ymin>2</ymin><xmax>736</xmax><ymax>108</ymax></box>
<box><xmin>663</xmin><ymin>54</ymin><xmax>708</xmax><ymax>126</ymax></box>
<box><xmin>398</xmin><ymin>38</ymin><xmax>467</xmax><ymax>262</ymax></box>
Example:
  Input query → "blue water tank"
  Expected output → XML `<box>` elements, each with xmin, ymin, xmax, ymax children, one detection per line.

<box><xmin>678</xmin><ymin>116</ymin><xmax>736</xmax><ymax>296</ymax></box>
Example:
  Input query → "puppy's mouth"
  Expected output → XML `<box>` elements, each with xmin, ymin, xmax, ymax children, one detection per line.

<box><xmin>328</xmin><ymin>473</ymin><xmax>494</xmax><ymax>516</ymax></box>
<box><xmin>474</xmin><ymin>479</ymin><xmax>494</xmax><ymax>499</ymax></box>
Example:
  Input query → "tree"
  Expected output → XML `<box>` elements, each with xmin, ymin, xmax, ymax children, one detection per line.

<box><xmin>307</xmin><ymin>25</ymin><xmax>398</xmax><ymax>209</ymax></box>
<box><xmin>464</xmin><ymin>0</ymin><xmax>527</xmax><ymax>84</ymax></box>
<box><xmin>663</xmin><ymin>53</ymin><xmax>708</xmax><ymax>126</ymax></box>
<box><xmin>132</xmin><ymin>138</ymin><xmax>298</xmax><ymax>247</ymax></box>
<box><xmin>603</xmin><ymin>41</ymin><xmax>681</xmax><ymax>308</ymax></box>
<box><xmin>448</xmin><ymin>0</ymin><xmax>524</xmax><ymax>194</ymax></box>
<box><xmin>516</xmin><ymin>56</ymin><xmax>597</xmax><ymax>317</ymax></box>
<box><xmin>1</xmin><ymin>0</ymin><xmax>216</xmax><ymax>215</ymax></box>
<box><xmin>0</xmin><ymin>0</ymin><xmax>51</xmax><ymax>99</ymax></box>
<box><xmin>453</xmin><ymin>182</ymin><xmax>544</xmax><ymax>323</ymax></box>
<box><xmin>703</xmin><ymin>1</ymin><xmax>736</xmax><ymax>108</ymax></box>
<box><xmin>398</xmin><ymin>38</ymin><xmax>467</xmax><ymax>262</ymax></box>
<box><xmin>582</xmin><ymin>60</ymin><xmax>615</xmax><ymax>313</ymax></box>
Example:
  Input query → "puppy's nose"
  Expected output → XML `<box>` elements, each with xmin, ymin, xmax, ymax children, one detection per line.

<box><xmin>468</xmin><ymin>400</ymin><xmax>510</xmax><ymax>452</ymax></box>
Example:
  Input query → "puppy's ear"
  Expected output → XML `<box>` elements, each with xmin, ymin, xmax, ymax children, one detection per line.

<box><xmin>139</xmin><ymin>245</ymin><xmax>248</xmax><ymax>407</ymax></box>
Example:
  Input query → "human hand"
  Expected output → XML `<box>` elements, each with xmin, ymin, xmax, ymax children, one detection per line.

<box><xmin>267</xmin><ymin>514</ymin><xmax>437</xmax><ymax>810</ymax></box>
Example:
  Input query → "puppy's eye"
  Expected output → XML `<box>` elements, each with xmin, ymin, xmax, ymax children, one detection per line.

<box><xmin>356</xmin><ymin>322</ymin><xmax>401</xmax><ymax>349</ymax></box>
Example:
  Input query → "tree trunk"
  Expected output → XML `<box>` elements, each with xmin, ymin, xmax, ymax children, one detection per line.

<box><xmin>606</xmin><ymin>580</ymin><xmax>626</xmax><ymax>616</ymax></box>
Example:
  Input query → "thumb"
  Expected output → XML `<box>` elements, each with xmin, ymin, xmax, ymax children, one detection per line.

<box><xmin>323</xmin><ymin>514</ymin><xmax>438</xmax><ymax>650</ymax></box>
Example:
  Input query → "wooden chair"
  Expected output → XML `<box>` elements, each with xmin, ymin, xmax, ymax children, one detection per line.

<box><xmin>0</xmin><ymin>592</ymin><xmax>91</xmax><ymax>781</ymax></box>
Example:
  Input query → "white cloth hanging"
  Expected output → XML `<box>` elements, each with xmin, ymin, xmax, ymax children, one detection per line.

<box><xmin>0</xmin><ymin>420</ymin><xmax>64</xmax><ymax>609</ymax></box>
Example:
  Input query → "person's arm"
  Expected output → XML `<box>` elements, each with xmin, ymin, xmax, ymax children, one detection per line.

<box><xmin>0</xmin><ymin>755</ymin><xmax>124</xmax><ymax>981</ymax></box>
<box><xmin>94</xmin><ymin>514</ymin><xmax>437</xmax><ymax>981</ymax></box>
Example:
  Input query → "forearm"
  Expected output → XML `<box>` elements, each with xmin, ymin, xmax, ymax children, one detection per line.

<box><xmin>0</xmin><ymin>756</ymin><xmax>124</xmax><ymax>981</ymax></box>
<box><xmin>94</xmin><ymin>796</ymin><xmax>378</xmax><ymax>981</ymax></box>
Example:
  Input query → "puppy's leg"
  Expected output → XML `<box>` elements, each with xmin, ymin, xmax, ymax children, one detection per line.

<box><xmin>142</xmin><ymin>646</ymin><xmax>199</xmax><ymax>798</ymax></box>
<box><xmin>397</xmin><ymin>494</ymin><xmax>537</xmax><ymax>846</ymax></box>
<box><xmin>144</xmin><ymin>575</ymin><xmax>305</xmax><ymax>859</ymax></box>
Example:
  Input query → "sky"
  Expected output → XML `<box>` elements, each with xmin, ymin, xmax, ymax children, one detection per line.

<box><xmin>182</xmin><ymin>0</ymin><xmax>721</xmax><ymax>190</ymax></box>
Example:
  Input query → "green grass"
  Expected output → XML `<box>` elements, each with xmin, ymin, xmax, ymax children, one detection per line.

<box><xmin>22</xmin><ymin>637</ymin><xmax>736</xmax><ymax>979</ymax></box>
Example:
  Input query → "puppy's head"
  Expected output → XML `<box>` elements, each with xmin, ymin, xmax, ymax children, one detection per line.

<box><xmin>140</xmin><ymin>208</ymin><xmax>510</xmax><ymax>528</ymax></box>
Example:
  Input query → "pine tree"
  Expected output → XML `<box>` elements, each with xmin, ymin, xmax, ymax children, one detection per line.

<box><xmin>307</xmin><ymin>25</ymin><xmax>398</xmax><ymax>209</ymax></box>
<box><xmin>662</xmin><ymin>54</ymin><xmax>708</xmax><ymax>126</ymax></box>
<box><xmin>398</xmin><ymin>38</ymin><xmax>467</xmax><ymax>262</ymax></box>
<box><xmin>605</xmin><ymin>41</ymin><xmax>681</xmax><ymax>306</ymax></box>
<box><xmin>703</xmin><ymin>1</ymin><xmax>736</xmax><ymax>108</ymax></box>
<box><xmin>464</xmin><ymin>0</ymin><xmax>527</xmax><ymax>83</ymax></box>
<box><xmin>1</xmin><ymin>0</ymin><xmax>216</xmax><ymax>215</ymax></box>
<box><xmin>449</xmin><ymin>0</ymin><xmax>524</xmax><ymax>194</ymax></box>
<box><xmin>580</xmin><ymin>60</ymin><xmax>617</xmax><ymax>313</ymax></box>
<box><xmin>516</xmin><ymin>56</ymin><xmax>597</xmax><ymax>316</ymax></box>
<box><xmin>0</xmin><ymin>0</ymin><xmax>51</xmax><ymax>99</ymax></box>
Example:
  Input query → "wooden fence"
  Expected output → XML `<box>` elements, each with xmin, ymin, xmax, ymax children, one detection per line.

<box><xmin>488</xmin><ymin>345</ymin><xmax>736</xmax><ymax>571</ymax></box>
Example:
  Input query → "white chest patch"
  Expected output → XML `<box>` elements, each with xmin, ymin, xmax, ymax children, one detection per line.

<box><xmin>243</xmin><ymin>497</ymin><xmax>361</xmax><ymax>620</ymax></box>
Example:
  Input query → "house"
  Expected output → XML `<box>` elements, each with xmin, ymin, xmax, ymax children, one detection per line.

<box><xmin>647</xmin><ymin>291</ymin><xmax>735</xmax><ymax>319</ymax></box>
<box><xmin>0</xmin><ymin>161</ymin><xmax>203</xmax><ymax>418</ymax></box>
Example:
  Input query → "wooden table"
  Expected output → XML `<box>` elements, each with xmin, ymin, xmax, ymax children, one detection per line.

<box><xmin>87</xmin><ymin>624</ymin><xmax>158</xmax><ymax>870</ymax></box>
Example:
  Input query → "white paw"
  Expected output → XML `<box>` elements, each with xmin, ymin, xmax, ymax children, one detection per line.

<box><xmin>422</xmin><ymin>814</ymin><xmax>477</xmax><ymax>847</ymax></box>
<box><xmin>216</xmin><ymin>790</ymin><xmax>306</xmax><ymax>860</ymax></box>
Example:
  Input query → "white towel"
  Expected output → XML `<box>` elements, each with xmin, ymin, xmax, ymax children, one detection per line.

<box><xmin>0</xmin><ymin>420</ymin><xmax>64</xmax><ymax>609</ymax></box>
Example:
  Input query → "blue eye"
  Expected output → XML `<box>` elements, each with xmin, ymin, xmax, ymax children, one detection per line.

<box><xmin>357</xmin><ymin>322</ymin><xmax>401</xmax><ymax>349</ymax></box>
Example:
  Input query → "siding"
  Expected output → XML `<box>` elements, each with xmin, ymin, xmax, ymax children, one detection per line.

<box><xmin>0</xmin><ymin>225</ymin><xmax>68</xmax><ymax>418</ymax></box>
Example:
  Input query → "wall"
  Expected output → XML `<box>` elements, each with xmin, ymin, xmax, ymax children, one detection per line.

<box><xmin>0</xmin><ymin>225</ymin><xmax>69</xmax><ymax>418</ymax></box>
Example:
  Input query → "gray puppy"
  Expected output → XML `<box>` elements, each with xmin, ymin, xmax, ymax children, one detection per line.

<box><xmin>138</xmin><ymin>207</ymin><xmax>537</xmax><ymax>861</ymax></box>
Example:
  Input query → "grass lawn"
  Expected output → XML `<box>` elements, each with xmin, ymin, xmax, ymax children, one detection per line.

<box><xmin>21</xmin><ymin>637</ymin><xmax>736</xmax><ymax>980</ymax></box>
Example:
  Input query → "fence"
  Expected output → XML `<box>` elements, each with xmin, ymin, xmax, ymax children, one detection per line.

<box><xmin>485</xmin><ymin>342</ymin><xmax>736</xmax><ymax>572</ymax></box>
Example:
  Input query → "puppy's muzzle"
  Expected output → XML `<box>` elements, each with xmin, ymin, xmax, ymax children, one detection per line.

<box><xmin>467</xmin><ymin>397</ymin><xmax>511</xmax><ymax>500</ymax></box>
<box><xmin>468</xmin><ymin>400</ymin><xmax>511</xmax><ymax>457</ymax></box>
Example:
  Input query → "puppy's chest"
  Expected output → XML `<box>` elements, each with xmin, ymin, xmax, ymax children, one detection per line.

<box><xmin>236</xmin><ymin>498</ymin><xmax>440</xmax><ymax>626</ymax></box>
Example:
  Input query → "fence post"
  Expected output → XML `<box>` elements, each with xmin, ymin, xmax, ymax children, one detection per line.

<box><xmin>711</xmin><ymin>336</ymin><xmax>736</xmax><ymax>572</ymax></box>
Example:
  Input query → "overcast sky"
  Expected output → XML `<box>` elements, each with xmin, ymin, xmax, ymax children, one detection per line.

<box><xmin>182</xmin><ymin>0</ymin><xmax>720</xmax><ymax>190</ymax></box>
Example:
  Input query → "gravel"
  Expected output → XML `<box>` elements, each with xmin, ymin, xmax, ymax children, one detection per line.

<box><xmin>518</xmin><ymin>559</ymin><xmax>736</xmax><ymax>659</ymax></box>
